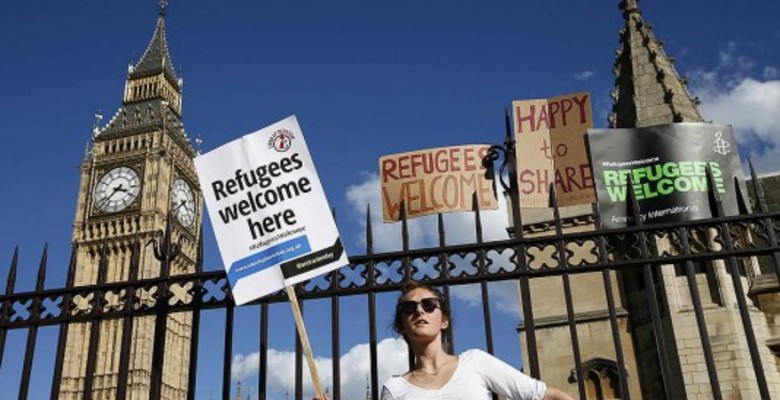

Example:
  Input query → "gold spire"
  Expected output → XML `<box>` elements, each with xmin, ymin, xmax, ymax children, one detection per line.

<box><xmin>234</xmin><ymin>381</ymin><xmax>243</xmax><ymax>400</ymax></box>
<box><xmin>82</xmin><ymin>141</ymin><xmax>91</xmax><ymax>162</ymax></box>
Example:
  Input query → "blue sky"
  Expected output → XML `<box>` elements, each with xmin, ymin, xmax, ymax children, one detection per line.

<box><xmin>2</xmin><ymin>1</ymin><xmax>780</xmax><ymax>399</ymax></box>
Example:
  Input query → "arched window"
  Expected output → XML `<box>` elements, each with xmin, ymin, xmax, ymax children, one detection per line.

<box><xmin>569</xmin><ymin>358</ymin><xmax>623</xmax><ymax>399</ymax></box>
<box><xmin>585</xmin><ymin>371</ymin><xmax>603</xmax><ymax>399</ymax></box>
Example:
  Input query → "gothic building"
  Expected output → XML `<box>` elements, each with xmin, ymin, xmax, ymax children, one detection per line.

<box><xmin>59</xmin><ymin>2</ymin><xmax>201</xmax><ymax>399</ymax></box>
<box><xmin>517</xmin><ymin>1</ymin><xmax>780</xmax><ymax>399</ymax></box>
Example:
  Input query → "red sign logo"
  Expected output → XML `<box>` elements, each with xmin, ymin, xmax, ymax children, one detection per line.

<box><xmin>268</xmin><ymin>129</ymin><xmax>295</xmax><ymax>152</ymax></box>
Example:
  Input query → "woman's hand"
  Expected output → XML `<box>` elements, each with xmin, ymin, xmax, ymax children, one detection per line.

<box><xmin>543</xmin><ymin>387</ymin><xmax>576</xmax><ymax>400</ymax></box>
<box><xmin>312</xmin><ymin>393</ymin><xmax>330</xmax><ymax>400</ymax></box>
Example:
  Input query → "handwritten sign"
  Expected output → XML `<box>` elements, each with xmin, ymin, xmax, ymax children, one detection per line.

<box><xmin>513</xmin><ymin>91</ymin><xmax>595</xmax><ymax>207</ymax></box>
<box><xmin>380</xmin><ymin>144</ymin><xmax>497</xmax><ymax>222</ymax></box>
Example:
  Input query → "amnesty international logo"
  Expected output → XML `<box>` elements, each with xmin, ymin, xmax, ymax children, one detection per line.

<box><xmin>713</xmin><ymin>131</ymin><xmax>731</xmax><ymax>155</ymax></box>
<box><xmin>268</xmin><ymin>129</ymin><xmax>295</xmax><ymax>152</ymax></box>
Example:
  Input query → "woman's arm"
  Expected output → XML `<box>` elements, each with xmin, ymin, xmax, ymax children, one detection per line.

<box><xmin>542</xmin><ymin>387</ymin><xmax>576</xmax><ymax>400</ymax></box>
<box><xmin>470</xmin><ymin>349</ymin><xmax>547</xmax><ymax>399</ymax></box>
<box><xmin>470</xmin><ymin>349</ymin><xmax>576</xmax><ymax>400</ymax></box>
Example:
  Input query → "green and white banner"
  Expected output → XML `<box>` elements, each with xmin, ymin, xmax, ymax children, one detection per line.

<box><xmin>587</xmin><ymin>123</ymin><xmax>749</xmax><ymax>229</ymax></box>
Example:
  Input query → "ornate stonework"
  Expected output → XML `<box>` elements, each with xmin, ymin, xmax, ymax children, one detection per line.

<box><xmin>60</xmin><ymin>3</ymin><xmax>201</xmax><ymax>399</ymax></box>
<box><xmin>517</xmin><ymin>1</ymin><xmax>780</xmax><ymax>399</ymax></box>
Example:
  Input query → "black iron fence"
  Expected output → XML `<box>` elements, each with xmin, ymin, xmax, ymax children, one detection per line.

<box><xmin>2</xmin><ymin>136</ymin><xmax>780</xmax><ymax>400</ymax></box>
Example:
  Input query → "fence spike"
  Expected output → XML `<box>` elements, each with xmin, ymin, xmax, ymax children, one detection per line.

<box><xmin>400</xmin><ymin>200</ymin><xmax>409</xmax><ymax>252</ymax></box>
<box><xmin>436</xmin><ymin>213</ymin><xmax>449</xmax><ymax>281</ymax></box>
<box><xmin>625</xmin><ymin>176</ymin><xmax>642</xmax><ymax>227</ymax></box>
<box><xmin>437</xmin><ymin>213</ymin><xmax>446</xmax><ymax>247</ymax></box>
<box><xmin>35</xmin><ymin>243</ymin><xmax>48</xmax><ymax>292</ymax></box>
<box><xmin>706</xmin><ymin>166</ymin><xmax>725</xmax><ymax>218</ymax></box>
<box><xmin>734</xmin><ymin>176</ymin><xmax>750</xmax><ymax>215</ymax></box>
<box><xmin>129</xmin><ymin>234</ymin><xmax>141</xmax><ymax>280</ymax></box>
<box><xmin>504</xmin><ymin>108</ymin><xmax>513</xmax><ymax>143</ymax></box>
<box><xmin>366</xmin><ymin>203</ymin><xmax>373</xmax><ymax>255</ymax></box>
<box><xmin>548</xmin><ymin>182</ymin><xmax>558</xmax><ymax>209</ymax></box>
<box><xmin>97</xmin><ymin>241</ymin><xmax>109</xmax><ymax>285</ymax></box>
<box><xmin>591</xmin><ymin>202</ymin><xmax>602</xmax><ymax>230</ymax></box>
<box><xmin>550</xmin><ymin>183</ymin><xmax>564</xmax><ymax>235</ymax></box>
<box><xmin>196</xmin><ymin>224</ymin><xmax>205</xmax><ymax>274</ymax></box>
<box><xmin>472</xmin><ymin>192</ymin><xmax>483</xmax><ymax>243</ymax></box>
<box><xmin>66</xmin><ymin>245</ymin><xmax>78</xmax><ymax>288</ymax></box>
<box><xmin>5</xmin><ymin>247</ymin><xmax>19</xmax><ymax>295</ymax></box>
<box><xmin>748</xmin><ymin>159</ymin><xmax>769</xmax><ymax>213</ymax></box>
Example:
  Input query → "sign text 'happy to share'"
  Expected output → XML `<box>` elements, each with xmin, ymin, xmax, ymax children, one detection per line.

<box><xmin>513</xmin><ymin>91</ymin><xmax>595</xmax><ymax>208</ymax></box>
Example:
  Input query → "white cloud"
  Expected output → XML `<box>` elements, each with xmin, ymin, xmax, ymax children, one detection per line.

<box><xmin>450</xmin><ymin>280</ymin><xmax>521</xmax><ymax>318</ymax></box>
<box><xmin>232</xmin><ymin>337</ymin><xmax>409</xmax><ymax>399</ymax></box>
<box><xmin>764</xmin><ymin>66</ymin><xmax>779</xmax><ymax>80</ymax></box>
<box><xmin>700</xmin><ymin>78</ymin><xmax>780</xmax><ymax>139</ymax></box>
<box><xmin>689</xmin><ymin>41</ymin><xmax>759</xmax><ymax>95</ymax></box>
<box><xmin>687</xmin><ymin>41</ymin><xmax>780</xmax><ymax>173</ymax></box>
<box><xmin>695</xmin><ymin>78</ymin><xmax>780</xmax><ymax>171</ymax></box>
<box><xmin>717</xmin><ymin>41</ymin><xmax>756</xmax><ymax>73</ymax></box>
<box><xmin>574</xmin><ymin>70</ymin><xmax>595</xmax><ymax>81</ymax></box>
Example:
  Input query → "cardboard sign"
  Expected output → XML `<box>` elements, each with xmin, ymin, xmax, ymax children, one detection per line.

<box><xmin>588</xmin><ymin>123</ymin><xmax>749</xmax><ymax>229</ymax></box>
<box><xmin>379</xmin><ymin>144</ymin><xmax>498</xmax><ymax>222</ymax></box>
<box><xmin>513</xmin><ymin>91</ymin><xmax>596</xmax><ymax>208</ymax></box>
<box><xmin>194</xmin><ymin>116</ymin><xmax>348</xmax><ymax>305</ymax></box>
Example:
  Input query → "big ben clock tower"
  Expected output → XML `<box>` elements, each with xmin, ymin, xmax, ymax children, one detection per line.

<box><xmin>60</xmin><ymin>2</ymin><xmax>201</xmax><ymax>398</ymax></box>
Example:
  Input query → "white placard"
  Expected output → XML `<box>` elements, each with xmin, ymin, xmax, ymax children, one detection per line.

<box><xmin>195</xmin><ymin>116</ymin><xmax>348</xmax><ymax>305</ymax></box>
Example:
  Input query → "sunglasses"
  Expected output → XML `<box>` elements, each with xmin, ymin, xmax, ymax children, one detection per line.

<box><xmin>397</xmin><ymin>298</ymin><xmax>441</xmax><ymax>314</ymax></box>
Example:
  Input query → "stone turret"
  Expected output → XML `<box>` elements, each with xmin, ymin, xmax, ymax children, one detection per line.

<box><xmin>610</xmin><ymin>0</ymin><xmax>703</xmax><ymax>128</ymax></box>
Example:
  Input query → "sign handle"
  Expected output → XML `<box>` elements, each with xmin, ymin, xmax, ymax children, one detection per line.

<box><xmin>286</xmin><ymin>285</ymin><xmax>324</xmax><ymax>396</ymax></box>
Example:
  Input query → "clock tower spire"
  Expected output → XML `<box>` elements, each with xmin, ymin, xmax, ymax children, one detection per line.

<box><xmin>61</xmin><ymin>2</ymin><xmax>200</xmax><ymax>398</ymax></box>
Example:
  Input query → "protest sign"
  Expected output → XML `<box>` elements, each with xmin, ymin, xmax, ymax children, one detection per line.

<box><xmin>379</xmin><ymin>144</ymin><xmax>498</xmax><ymax>222</ymax></box>
<box><xmin>588</xmin><ymin>123</ymin><xmax>749</xmax><ymax>229</ymax></box>
<box><xmin>513</xmin><ymin>91</ymin><xmax>596</xmax><ymax>208</ymax></box>
<box><xmin>194</xmin><ymin>115</ymin><xmax>348</xmax><ymax>306</ymax></box>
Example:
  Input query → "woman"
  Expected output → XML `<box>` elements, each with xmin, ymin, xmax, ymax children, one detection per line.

<box><xmin>314</xmin><ymin>282</ymin><xmax>574</xmax><ymax>400</ymax></box>
<box><xmin>382</xmin><ymin>281</ymin><xmax>574</xmax><ymax>400</ymax></box>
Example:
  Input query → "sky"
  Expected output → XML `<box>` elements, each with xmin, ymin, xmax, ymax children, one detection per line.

<box><xmin>1</xmin><ymin>0</ymin><xmax>780</xmax><ymax>399</ymax></box>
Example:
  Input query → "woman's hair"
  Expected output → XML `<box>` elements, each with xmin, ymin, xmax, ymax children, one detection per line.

<box><xmin>391</xmin><ymin>281</ymin><xmax>454</xmax><ymax>355</ymax></box>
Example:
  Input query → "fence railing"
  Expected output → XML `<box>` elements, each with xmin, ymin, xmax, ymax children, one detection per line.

<box><xmin>2</xmin><ymin>144</ymin><xmax>780</xmax><ymax>399</ymax></box>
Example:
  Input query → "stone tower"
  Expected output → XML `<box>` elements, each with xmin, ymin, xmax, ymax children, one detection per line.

<box><xmin>609</xmin><ymin>0</ymin><xmax>703</xmax><ymax>128</ymax></box>
<box><xmin>517</xmin><ymin>1</ymin><xmax>780</xmax><ymax>399</ymax></box>
<box><xmin>59</xmin><ymin>2</ymin><xmax>201</xmax><ymax>399</ymax></box>
<box><xmin>611</xmin><ymin>2</ymin><xmax>780</xmax><ymax>398</ymax></box>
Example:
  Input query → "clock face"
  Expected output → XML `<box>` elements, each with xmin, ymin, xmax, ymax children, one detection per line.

<box><xmin>94</xmin><ymin>166</ymin><xmax>141</xmax><ymax>213</ymax></box>
<box><xmin>171</xmin><ymin>178</ymin><xmax>196</xmax><ymax>228</ymax></box>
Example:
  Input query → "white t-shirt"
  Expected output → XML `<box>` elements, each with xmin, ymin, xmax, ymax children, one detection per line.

<box><xmin>381</xmin><ymin>349</ymin><xmax>547</xmax><ymax>400</ymax></box>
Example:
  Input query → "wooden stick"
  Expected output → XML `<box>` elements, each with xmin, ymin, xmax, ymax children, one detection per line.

<box><xmin>287</xmin><ymin>285</ymin><xmax>324</xmax><ymax>397</ymax></box>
